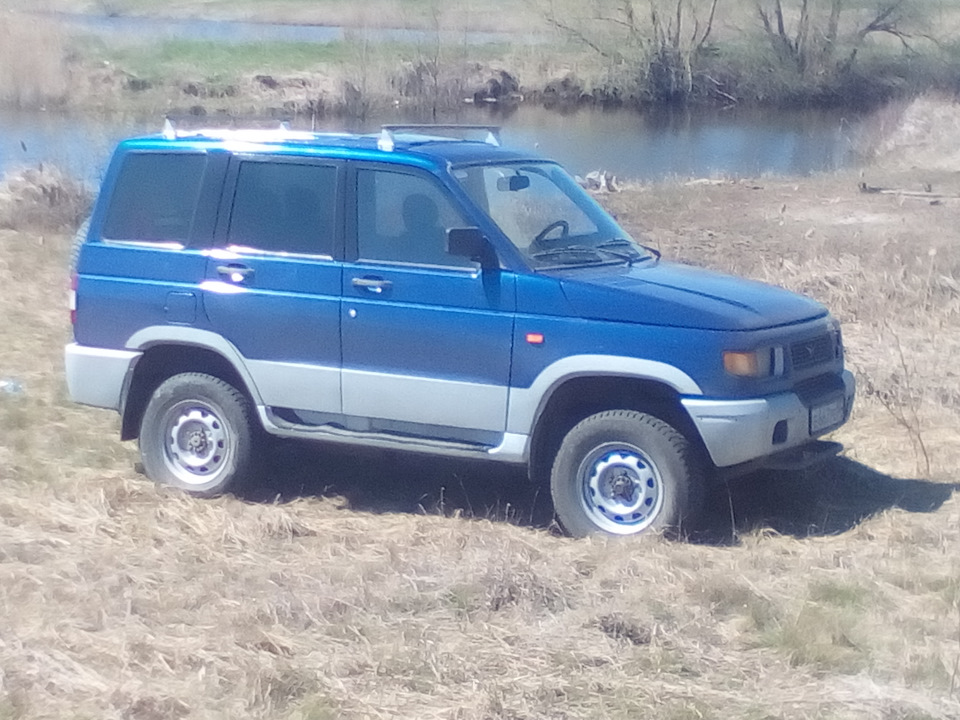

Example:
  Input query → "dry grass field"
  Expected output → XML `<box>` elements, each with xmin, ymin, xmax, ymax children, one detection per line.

<box><xmin>1</xmin><ymin>97</ymin><xmax>960</xmax><ymax>719</ymax></box>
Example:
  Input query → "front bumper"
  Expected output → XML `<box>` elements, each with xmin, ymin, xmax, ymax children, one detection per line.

<box><xmin>681</xmin><ymin>370</ymin><xmax>855</xmax><ymax>468</ymax></box>
<box><xmin>64</xmin><ymin>343</ymin><xmax>142</xmax><ymax>411</ymax></box>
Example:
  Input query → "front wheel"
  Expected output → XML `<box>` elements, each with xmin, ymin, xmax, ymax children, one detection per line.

<box><xmin>550</xmin><ymin>410</ymin><xmax>701</xmax><ymax>538</ymax></box>
<box><xmin>139</xmin><ymin>372</ymin><xmax>256</xmax><ymax>496</ymax></box>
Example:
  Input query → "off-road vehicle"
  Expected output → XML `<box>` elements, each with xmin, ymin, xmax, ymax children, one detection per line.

<box><xmin>66</xmin><ymin>123</ymin><xmax>855</xmax><ymax>537</ymax></box>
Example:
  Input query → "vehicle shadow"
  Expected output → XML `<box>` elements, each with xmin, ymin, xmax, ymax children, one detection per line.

<box><xmin>694</xmin><ymin>456</ymin><xmax>959</xmax><ymax>545</ymax></box>
<box><xmin>242</xmin><ymin>442</ymin><xmax>958</xmax><ymax>543</ymax></box>
<box><xmin>244</xmin><ymin>439</ymin><xmax>557</xmax><ymax>530</ymax></box>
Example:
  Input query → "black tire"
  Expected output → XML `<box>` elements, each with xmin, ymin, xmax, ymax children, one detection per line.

<box><xmin>139</xmin><ymin>372</ymin><xmax>256</xmax><ymax>496</ymax></box>
<box><xmin>70</xmin><ymin>216</ymin><xmax>90</xmax><ymax>272</ymax></box>
<box><xmin>550</xmin><ymin>410</ymin><xmax>701</xmax><ymax>538</ymax></box>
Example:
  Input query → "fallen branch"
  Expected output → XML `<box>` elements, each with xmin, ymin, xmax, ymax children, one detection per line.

<box><xmin>858</xmin><ymin>182</ymin><xmax>960</xmax><ymax>199</ymax></box>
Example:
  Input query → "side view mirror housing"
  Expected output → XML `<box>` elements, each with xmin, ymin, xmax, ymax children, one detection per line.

<box><xmin>447</xmin><ymin>227</ymin><xmax>498</xmax><ymax>269</ymax></box>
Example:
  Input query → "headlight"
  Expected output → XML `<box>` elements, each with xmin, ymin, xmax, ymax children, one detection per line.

<box><xmin>723</xmin><ymin>347</ymin><xmax>785</xmax><ymax>377</ymax></box>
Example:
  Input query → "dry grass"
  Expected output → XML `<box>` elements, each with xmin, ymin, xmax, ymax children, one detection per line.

<box><xmin>0</xmin><ymin>166</ymin><xmax>92</xmax><ymax>232</ymax></box>
<box><xmin>0</xmin><ymin>12</ymin><xmax>69</xmax><ymax>109</ymax></box>
<box><xmin>2</xmin><ymin>97</ymin><xmax>960</xmax><ymax>718</ymax></box>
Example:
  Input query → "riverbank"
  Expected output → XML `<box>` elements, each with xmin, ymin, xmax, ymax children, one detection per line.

<box><xmin>3</xmin><ymin>3</ymin><xmax>960</xmax><ymax>117</ymax></box>
<box><xmin>1</xmin><ymin>98</ymin><xmax>959</xmax><ymax>719</ymax></box>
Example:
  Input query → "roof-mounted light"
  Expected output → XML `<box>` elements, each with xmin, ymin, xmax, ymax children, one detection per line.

<box><xmin>377</xmin><ymin>124</ymin><xmax>502</xmax><ymax>152</ymax></box>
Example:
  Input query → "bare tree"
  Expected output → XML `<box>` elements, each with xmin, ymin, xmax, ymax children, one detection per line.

<box><xmin>756</xmin><ymin>0</ymin><xmax>920</xmax><ymax>80</ymax></box>
<box><xmin>542</xmin><ymin>0</ymin><xmax>721</xmax><ymax>101</ymax></box>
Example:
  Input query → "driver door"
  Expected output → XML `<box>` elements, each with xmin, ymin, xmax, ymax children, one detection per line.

<box><xmin>340</xmin><ymin>163</ymin><xmax>516</xmax><ymax>443</ymax></box>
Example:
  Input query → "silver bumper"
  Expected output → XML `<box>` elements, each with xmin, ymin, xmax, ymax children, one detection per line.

<box><xmin>64</xmin><ymin>343</ymin><xmax>142</xmax><ymax>411</ymax></box>
<box><xmin>681</xmin><ymin>370</ymin><xmax>855</xmax><ymax>469</ymax></box>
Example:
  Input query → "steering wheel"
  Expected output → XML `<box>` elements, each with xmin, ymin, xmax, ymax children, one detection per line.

<box><xmin>531</xmin><ymin>219</ymin><xmax>570</xmax><ymax>248</ymax></box>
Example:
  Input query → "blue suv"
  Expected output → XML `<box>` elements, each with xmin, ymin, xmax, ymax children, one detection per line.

<box><xmin>66</xmin><ymin>123</ymin><xmax>855</xmax><ymax>537</ymax></box>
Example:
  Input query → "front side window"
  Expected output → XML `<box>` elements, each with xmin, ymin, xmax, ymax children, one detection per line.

<box><xmin>228</xmin><ymin>161</ymin><xmax>337</xmax><ymax>256</ymax></box>
<box><xmin>455</xmin><ymin>162</ymin><xmax>651</xmax><ymax>269</ymax></box>
<box><xmin>356</xmin><ymin>169</ymin><xmax>470</xmax><ymax>267</ymax></box>
<box><xmin>103</xmin><ymin>152</ymin><xmax>205</xmax><ymax>243</ymax></box>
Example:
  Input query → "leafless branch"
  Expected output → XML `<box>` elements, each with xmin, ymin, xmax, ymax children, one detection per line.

<box><xmin>695</xmin><ymin>0</ymin><xmax>720</xmax><ymax>51</ymax></box>
<box><xmin>543</xmin><ymin>12</ymin><xmax>614</xmax><ymax>58</ymax></box>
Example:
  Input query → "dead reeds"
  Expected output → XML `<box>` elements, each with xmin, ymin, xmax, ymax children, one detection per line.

<box><xmin>0</xmin><ymin>165</ymin><xmax>92</xmax><ymax>232</ymax></box>
<box><xmin>0</xmin><ymin>12</ymin><xmax>68</xmax><ymax>109</ymax></box>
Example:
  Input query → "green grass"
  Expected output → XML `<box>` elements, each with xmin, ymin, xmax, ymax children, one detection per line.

<box><xmin>87</xmin><ymin>39</ymin><xmax>352</xmax><ymax>79</ymax></box>
<box><xmin>79</xmin><ymin>35</ymin><xmax>511</xmax><ymax>80</ymax></box>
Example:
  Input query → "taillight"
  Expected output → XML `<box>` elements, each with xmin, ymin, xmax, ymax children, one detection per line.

<box><xmin>69</xmin><ymin>272</ymin><xmax>77</xmax><ymax>324</ymax></box>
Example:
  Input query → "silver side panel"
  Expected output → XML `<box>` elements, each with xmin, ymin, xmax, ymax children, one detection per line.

<box><xmin>64</xmin><ymin>343</ymin><xmax>141</xmax><ymax>410</ymax></box>
<box><xmin>506</xmin><ymin>354</ymin><xmax>703</xmax><ymax>435</ymax></box>
<box><xmin>342</xmin><ymin>369</ymin><xmax>508</xmax><ymax>432</ymax></box>
<box><xmin>245</xmin><ymin>360</ymin><xmax>341</xmax><ymax>414</ymax></box>
<box><xmin>487</xmin><ymin>432</ymin><xmax>528</xmax><ymax>463</ymax></box>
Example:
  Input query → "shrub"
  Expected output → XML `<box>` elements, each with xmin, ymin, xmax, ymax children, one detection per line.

<box><xmin>0</xmin><ymin>165</ymin><xmax>92</xmax><ymax>232</ymax></box>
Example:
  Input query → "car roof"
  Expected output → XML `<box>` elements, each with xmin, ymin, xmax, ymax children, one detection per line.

<box><xmin>117</xmin><ymin>125</ymin><xmax>544</xmax><ymax>170</ymax></box>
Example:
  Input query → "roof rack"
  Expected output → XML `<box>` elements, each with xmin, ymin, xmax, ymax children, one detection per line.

<box><xmin>377</xmin><ymin>124</ymin><xmax>501</xmax><ymax>152</ymax></box>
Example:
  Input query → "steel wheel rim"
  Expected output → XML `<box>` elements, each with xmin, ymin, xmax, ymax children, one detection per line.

<box><xmin>160</xmin><ymin>400</ymin><xmax>231</xmax><ymax>486</ymax></box>
<box><xmin>578</xmin><ymin>442</ymin><xmax>664</xmax><ymax>535</ymax></box>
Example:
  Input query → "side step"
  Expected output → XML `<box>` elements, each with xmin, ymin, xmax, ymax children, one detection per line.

<box><xmin>262</xmin><ymin>408</ymin><xmax>494</xmax><ymax>458</ymax></box>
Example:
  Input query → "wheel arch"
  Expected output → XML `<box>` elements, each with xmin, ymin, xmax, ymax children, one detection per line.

<box><xmin>120</xmin><ymin>339</ymin><xmax>259</xmax><ymax>441</ymax></box>
<box><xmin>526</xmin><ymin>373</ymin><xmax>708</xmax><ymax>482</ymax></box>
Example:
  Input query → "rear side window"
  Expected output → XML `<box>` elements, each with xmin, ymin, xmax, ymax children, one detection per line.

<box><xmin>228</xmin><ymin>161</ymin><xmax>337</xmax><ymax>256</ymax></box>
<box><xmin>102</xmin><ymin>152</ymin><xmax>205</xmax><ymax>243</ymax></box>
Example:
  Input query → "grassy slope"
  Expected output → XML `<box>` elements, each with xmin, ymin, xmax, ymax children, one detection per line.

<box><xmin>7</xmin><ymin>1</ymin><xmax>960</xmax><ymax>115</ymax></box>
<box><xmin>2</xmin><ymin>102</ymin><xmax>960</xmax><ymax>718</ymax></box>
<box><xmin>12</xmin><ymin>0</ymin><xmax>549</xmax><ymax>32</ymax></box>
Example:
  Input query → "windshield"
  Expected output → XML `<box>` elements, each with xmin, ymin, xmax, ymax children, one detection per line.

<box><xmin>453</xmin><ymin>161</ymin><xmax>653</xmax><ymax>269</ymax></box>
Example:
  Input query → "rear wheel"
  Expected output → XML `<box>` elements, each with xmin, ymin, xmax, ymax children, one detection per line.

<box><xmin>550</xmin><ymin>410</ymin><xmax>701</xmax><ymax>538</ymax></box>
<box><xmin>139</xmin><ymin>372</ymin><xmax>256</xmax><ymax>496</ymax></box>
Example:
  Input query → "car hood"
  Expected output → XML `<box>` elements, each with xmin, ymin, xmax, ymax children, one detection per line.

<box><xmin>552</xmin><ymin>261</ymin><xmax>827</xmax><ymax>331</ymax></box>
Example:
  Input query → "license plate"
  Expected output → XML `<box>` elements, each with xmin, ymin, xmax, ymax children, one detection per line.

<box><xmin>810</xmin><ymin>397</ymin><xmax>845</xmax><ymax>433</ymax></box>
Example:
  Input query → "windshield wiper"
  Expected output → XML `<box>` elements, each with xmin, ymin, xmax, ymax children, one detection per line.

<box><xmin>530</xmin><ymin>245</ymin><xmax>608</xmax><ymax>266</ymax></box>
<box><xmin>531</xmin><ymin>241</ymin><xmax>656</xmax><ymax>268</ymax></box>
<box><xmin>596</xmin><ymin>239</ymin><xmax>659</xmax><ymax>264</ymax></box>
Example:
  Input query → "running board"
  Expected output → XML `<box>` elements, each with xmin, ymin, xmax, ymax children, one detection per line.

<box><xmin>260</xmin><ymin>408</ymin><xmax>527</xmax><ymax>463</ymax></box>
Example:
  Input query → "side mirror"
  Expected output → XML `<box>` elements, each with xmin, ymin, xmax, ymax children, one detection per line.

<box><xmin>447</xmin><ymin>227</ymin><xmax>498</xmax><ymax>269</ymax></box>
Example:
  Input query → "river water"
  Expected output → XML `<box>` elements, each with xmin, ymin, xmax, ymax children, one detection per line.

<box><xmin>2</xmin><ymin>12</ymin><xmax>868</xmax><ymax>185</ymax></box>
<box><xmin>0</xmin><ymin>104</ymin><xmax>865</xmax><ymax>188</ymax></box>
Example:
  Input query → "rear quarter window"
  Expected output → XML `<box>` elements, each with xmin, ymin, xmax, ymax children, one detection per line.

<box><xmin>102</xmin><ymin>152</ymin><xmax>206</xmax><ymax>243</ymax></box>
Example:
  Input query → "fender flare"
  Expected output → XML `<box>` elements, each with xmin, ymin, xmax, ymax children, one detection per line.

<box><xmin>124</xmin><ymin>326</ymin><xmax>264</xmax><ymax>406</ymax></box>
<box><xmin>506</xmin><ymin>354</ymin><xmax>702</xmax><ymax>436</ymax></box>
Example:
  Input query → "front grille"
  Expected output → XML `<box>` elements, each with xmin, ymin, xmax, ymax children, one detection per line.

<box><xmin>790</xmin><ymin>333</ymin><xmax>835</xmax><ymax>371</ymax></box>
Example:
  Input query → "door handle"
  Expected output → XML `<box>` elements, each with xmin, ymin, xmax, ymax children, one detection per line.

<box><xmin>217</xmin><ymin>264</ymin><xmax>255</xmax><ymax>283</ymax></box>
<box><xmin>351</xmin><ymin>276</ymin><xmax>392</xmax><ymax>294</ymax></box>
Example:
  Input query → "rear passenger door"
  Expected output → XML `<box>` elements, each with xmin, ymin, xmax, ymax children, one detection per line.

<box><xmin>202</xmin><ymin>156</ymin><xmax>344</xmax><ymax>414</ymax></box>
<box><xmin>76</xmin><ymin>149</ymin><xmax>224</xmax><ymax>350</ymax></box>
<box><xmin>340</xmin><ymin>163</ymin><xmax>515</xmax><ymax>443</ymax></box>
